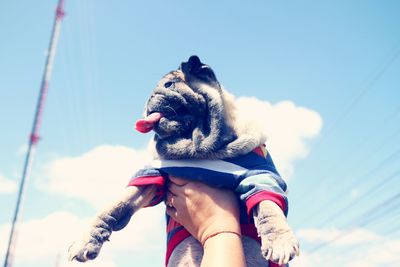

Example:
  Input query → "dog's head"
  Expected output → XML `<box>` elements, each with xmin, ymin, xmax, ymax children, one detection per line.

<box><xmin>136</xmin><ymin>56</ymin><xmax>263</xmax><ymax>159</ymax></box>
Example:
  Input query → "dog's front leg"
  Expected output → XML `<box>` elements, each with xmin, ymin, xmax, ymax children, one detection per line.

<box><xmin>68</xmin><ymin>185</ymin><xmax>158</xmax><ymax>262</ymax></box>
<box><xmin>253</xmin><ymin>200</ymin><xmax>299</xmax><ymax>265</ymax></box>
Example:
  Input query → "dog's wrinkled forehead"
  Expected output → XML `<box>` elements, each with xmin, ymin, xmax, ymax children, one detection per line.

<box><xmin>154</xmin><ymin>56</ymin><xmax>220</xmax><ymax>93</ymax></box>
<box><xmin>145</xmin><ymin>56</ymin><xmax>221</xmax><ymax>118</ymax></box>
<box><xmin>156</xmin><ymin>70</ymin><xmax>186</xmax><ymax>89</ymax></box>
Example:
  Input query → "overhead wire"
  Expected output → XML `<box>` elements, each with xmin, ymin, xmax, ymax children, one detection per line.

<box><xmin>297</xmin><ymin>145</ymin><xmax>400</xmax><ymax>226</ymax></box>
<box><xmin>331</xmin><ymin>234</ymin><xmax>400</xmax><ymax>266</ymax></box>
<box><xmin>56</xmin><ymin>5</ymin><xmax>75</xmax><ymax>156</ymax></box>
<box><xmin>301</xmin><ymin>108</ymin><xmax>400</xmax><ymax>194</ymax></box>
<box><xmin>289</xmin><ymin>37</ymin><xmax>400</xmax><ymax>267</ymax></box>
<box><xmin>294</xmin><ymin>98</ymin><xmax>400</xmax><ymax>224</ymax></box>
<box><xmin>293</xmin><ymin>41</ymin><xmax>400</xmax><ymax>208</ymax></box>
<box><xmin>307</xmin><ymin>192</ymin><xmax>400</xmax><ymax>254</ymax></box>
<box><xmin>86</xmin><ymin>0</ymin><xmax>102</xmax><ymax>146</ymax></box>
<box><xmin>309</xmin><ymin>39</ymin><xmax>400</xmax><ymax>152</ymax></box>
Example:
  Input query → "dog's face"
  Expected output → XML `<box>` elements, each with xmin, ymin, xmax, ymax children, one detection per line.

<box><xmin>146</xmin><ymin>70</ymin><xmax>206</xmax><ymax>140</ymax></box>
<box><xmin>136</xmin><ymin>56</ymin><xmax>237</xmax><ymax>159</ymax></box>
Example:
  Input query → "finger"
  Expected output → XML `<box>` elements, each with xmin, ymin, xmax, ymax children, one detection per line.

<box><xmin>166</xmin><ymin>206</ymin><xmax>178</xmax><ymax>219</ymax></box>
<box><xmin>165</xmin><ymin>192</ymin><xmax>174</xmax><ymax>207</ymax></box>
<box><xmin>166</xmin><ymin>191</ymin><xmax>174</xmax><ymax>199</ymax></box>
<box><xmin>169</xmin><ymin>176</ymin><xmax>188</xmax><ymax>186</ymax></box>
<box><xmin>166</xmin><ymin>191</ymin><xmax>179</xmax><ymax>207</ymax></box>
<box><xmin>168</xmin><ymin>182</ymin><xmax>185</xmax><ymax>196</ymax></box>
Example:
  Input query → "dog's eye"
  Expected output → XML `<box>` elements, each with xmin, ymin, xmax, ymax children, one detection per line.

<box><xmin>164</xmin><ymin>82</ymin><xmax>174</xmax><ymax>88</ymax></box>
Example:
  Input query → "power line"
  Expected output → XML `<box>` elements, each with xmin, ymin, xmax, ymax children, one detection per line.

<box><xmin>314</xmin><ymin>161</ymin><xmax>400</xmax><ymax>228</ymax></box>
<box><xmin>294</xmin><ymin>45</ymin><xmax>400</xmax><ymax>209</ymax></box>
<box><xmin>312</xmin><ymin>39</ymin><xmax>400</xmax><ymax>150</ymax></box>
<box><xmin>307</xmin><ymin>192</ymin><xmax>400</xmax><ymax>254</ymax></box>
<box><xmin>297</xmin><ymin>147</ymin><xmax>400</xmax><ymax>226</ymax></box>
<box><xmin>331</xmin><ymin>227</ymin><xmax>400</xmax><ymax>265</ymax></box>
<box><xmin>303</xmin><ymin>100</ymin><xmax>400</xmax><ymax>191</ymax></box>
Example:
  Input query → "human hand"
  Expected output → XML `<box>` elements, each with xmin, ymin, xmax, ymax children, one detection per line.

<box><xmin>165</xmin><ymin>176</ymin><xmax>241</xmax><ymax>246</ymax></box>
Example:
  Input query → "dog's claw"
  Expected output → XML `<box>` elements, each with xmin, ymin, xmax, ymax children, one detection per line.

<box><xmin>295</xmin><ymin>244</ymin><xmax>300</xmax><ymax>256</ymax></box>
<box><xmin>264</xmin><ymin>248</ymin><xmax>272</xmax><ymax>260</ymax></box>
<box><xmin>259</xmin><ymin>223</ymin><xmax>300</xmax><ymax>265</ymax></box>
<box><xmin>68</xmin><ymin>237</ymin><xmax>103</xmax><ymax>263</ymax></box>
<box><xmin>83</xmin><ymin>250</ymin><xmax>89</xmax><ymax>261</ymax></box>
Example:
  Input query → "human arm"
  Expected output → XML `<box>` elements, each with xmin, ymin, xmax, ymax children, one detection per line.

<box><xmin>166</xmin><ymin>176</ymin><xmax>247</xmax><ymax>267</ymax></box>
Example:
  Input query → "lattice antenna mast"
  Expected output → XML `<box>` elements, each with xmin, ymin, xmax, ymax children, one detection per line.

<box><xmin>3</xmin><ymin>1</ymin><xmax>65</xmax><ymax>266</ymax></box>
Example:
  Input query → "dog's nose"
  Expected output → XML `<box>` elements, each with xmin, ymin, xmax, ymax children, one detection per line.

<box><xmin>188</xmin><ymin>55</ymin><xmax>201</xmax><ymax>66</ymax></box>
<box><xmin>181</xmin><ymin>55</ymin><xmax>202</xmax><ymax>73</ymax></box>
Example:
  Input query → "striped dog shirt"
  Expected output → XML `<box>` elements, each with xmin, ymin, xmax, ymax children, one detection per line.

<box><xmin>128</xmin><ymin>145</ymin><xmax>288</xmax><ymax>267</ymax></box>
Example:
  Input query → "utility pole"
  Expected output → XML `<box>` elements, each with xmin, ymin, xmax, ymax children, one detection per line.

<box><xmin>3</xmin><ymin>1</ymin><xmax>65</xmax><ymax>266</ymax></box>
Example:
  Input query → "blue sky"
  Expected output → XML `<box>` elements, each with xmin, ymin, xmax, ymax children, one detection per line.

<box><xmin>1</xmin><ymin>0</ymin><xmax>399</xmax><ymax>266</ymax></box>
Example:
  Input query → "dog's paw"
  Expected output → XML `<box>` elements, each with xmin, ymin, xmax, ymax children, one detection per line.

<box><xmin>260</xmin><ymin>227</ymin><xmax>299</xmax><ymax>265</ymax></box>
<box><xmin>68</xmin><ymin>238</ymin><xmax>103</xmax><ymax>262</ymax></box>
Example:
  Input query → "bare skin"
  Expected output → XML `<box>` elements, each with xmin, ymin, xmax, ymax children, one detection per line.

<box><xmin>166</xmin><ymin>176</ymin><xmax>247</xmax><ymax>267</ymax></box>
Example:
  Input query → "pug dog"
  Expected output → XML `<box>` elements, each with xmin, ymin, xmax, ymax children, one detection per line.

<box><xmin>69</xmin><ymin>56</ymin><xmax>299</xmax><ymax>266</ymax></box>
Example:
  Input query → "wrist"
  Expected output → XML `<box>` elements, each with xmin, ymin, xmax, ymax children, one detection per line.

<box><xmin>202</xmin><ymin>231</ymin><xmax>242</xmax><ymax>247</ymax></box>
<box><xmin>200</xmin><ymin>231</ymin><xmax>247</xmax><ymax>267</ymax></box>
<box><xmin>199</xmin><ymin>216</ymin><xmax>241</xmax><ymax>245</ymax></box>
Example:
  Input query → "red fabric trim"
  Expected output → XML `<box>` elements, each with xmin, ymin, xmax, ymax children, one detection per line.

<box><xmin>246</xmin><ymin>191</ymin><xmax>286</xmax><ymax>215</ymax></box>
<box><xmin>128</xmin><ymin>176</ymin><xmax>166</xmax><ymax>207</ymax></box>
<box><xmin>253</xmin><ymin>146</ymin><xmax>265</xmax><ymax>157</ymax></box>
<box><xmin>165</xmin><ymin>228</ymin><xmax>191</xmax><ymax>266</ymax></box>
<box><xmin>167</xmin><ymin>218</ymin><xmax>182</xmax><ymax>233</ymax></box>
<box><xmin>147</xmin><ymin>190</ymin><xmax>164</xmax><ymax>207</ymax></box>
<box><xmin>127</xmin><ymin>175</ymin><xmax>166</xmax><ymax>187</ymax></box>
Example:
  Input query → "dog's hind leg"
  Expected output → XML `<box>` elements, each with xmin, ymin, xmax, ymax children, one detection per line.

<box><xmin>69</xmin><ymin>185</ymin><xmax>158</xmax><ymax>262</ymax></box>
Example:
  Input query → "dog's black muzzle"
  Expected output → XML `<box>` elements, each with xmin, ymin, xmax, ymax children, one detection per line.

<box><xmin>146</xmin><ymin>91</ymin><xmax>198</xmax><ymax>139</ymax></box>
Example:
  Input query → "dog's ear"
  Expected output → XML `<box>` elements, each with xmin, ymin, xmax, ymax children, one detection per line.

<box><xmin>180</xmin><ymin>55</ymin><xmax>220</xmax><ymax>88</ymax></box>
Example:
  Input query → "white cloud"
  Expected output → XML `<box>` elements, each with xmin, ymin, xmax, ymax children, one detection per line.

<box><xmin>297</xmin><ymin>227</ymin><xmax>381</xmax><ymax>245</ymax></box>
<box><xmin>292</xmin><ymin>227</ymin><xmax>400</xmax><ymax>267</ymax></box>
<box><xmin>0</xmin><ymin>207</ymin><xmax>165</xmax><ymax>266</ymax></box>
<box><xmin>37</xmin><ymin>145</ymin><xmax>151</xmax><ymax>208</ymax></box>
<box><xmin>59</xmin><ymin>259</ymin><xmax>118</xmax><ymax>267</ymax></box>
<box><xmin>0</xmin><ymin>174</ymin><xmax>17</xmax><ymax>194</ymax></box>
<box><xmin>236</xmin><ymin>98</ymin><xmax>323</xmax><ymax>178</ymax></box>
<box><xmin>0</xmin><ymin>212</ymin><xmax>85</xmax><ymax>262</ymax></box>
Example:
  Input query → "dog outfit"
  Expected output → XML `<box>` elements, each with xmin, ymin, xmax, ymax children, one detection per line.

<box><xmin>128</xmin><ymin>145</ymin><xmax>288</xmax><ymax>267</ymax></box>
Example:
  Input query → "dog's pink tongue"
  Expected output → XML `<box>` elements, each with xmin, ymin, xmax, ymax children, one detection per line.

<box><xmin>135</xmin><ymin>112</ymin><xmax>163</xmax><ymax>133</ymax></box>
